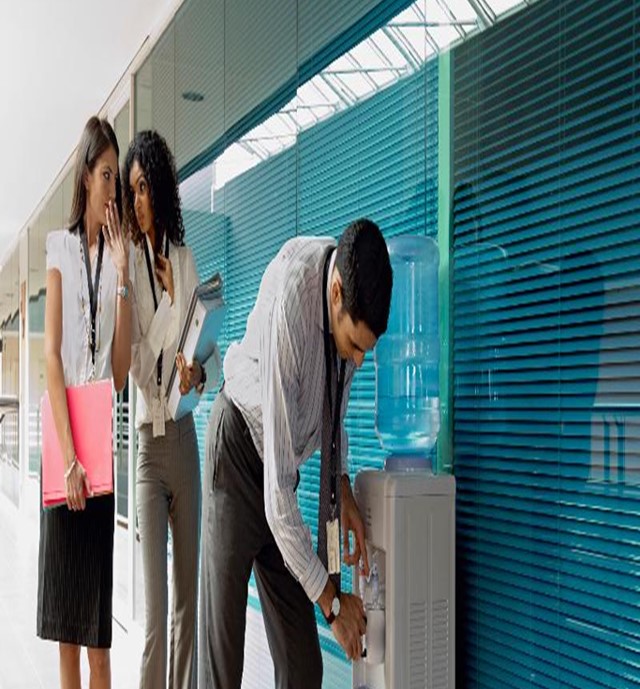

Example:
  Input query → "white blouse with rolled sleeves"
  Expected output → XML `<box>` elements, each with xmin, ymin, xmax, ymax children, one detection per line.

<box><xmin>45</xmin><ymin>229</ymin><xmax>134</xmax><ymax>387</ymax></box>
<box><xmin>130</xmin><ymin>236</ymin><xmax>220</xmax><ymax>429</ymax></box>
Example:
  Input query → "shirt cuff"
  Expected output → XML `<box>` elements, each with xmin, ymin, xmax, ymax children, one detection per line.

<box><xmin>299</xmin><ymin>553</ymin><xmax>329</xmax><ymax>603</ymax></box>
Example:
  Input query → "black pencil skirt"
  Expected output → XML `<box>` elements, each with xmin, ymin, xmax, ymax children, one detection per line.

<box><xmin>37</xmin><ymin>492</ymin><xmax>115</xmax><ymax>648</ymax></box>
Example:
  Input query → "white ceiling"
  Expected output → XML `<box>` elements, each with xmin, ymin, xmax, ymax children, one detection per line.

<box><xmin>0</xmin><ymin>0</ymin><xmax>175</xmax><ymax>266</ymax></box>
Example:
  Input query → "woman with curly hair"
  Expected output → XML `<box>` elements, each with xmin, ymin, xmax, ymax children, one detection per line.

<box><xmin>122</xmin><ymin>130</ymin><xmax>219</xmax><ymax>689</ymax></box>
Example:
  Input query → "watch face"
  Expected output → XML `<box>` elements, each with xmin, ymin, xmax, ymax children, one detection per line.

<box><xmin>331</xmin><ymin>596</ymin><xmax>340</xmax><ymax>617</ymax></box>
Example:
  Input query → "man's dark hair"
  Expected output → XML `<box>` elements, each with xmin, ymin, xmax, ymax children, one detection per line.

<box><xmin>335</xmin><ymin>218</ymin><xmax>392</xmax><ymax>338</ymax></box>
<box><xmin>122</xmin><ymin>129</ymin><xmax>185</xmax><ymax>253</ymax></box>
<box><xmin>68</xmin><ymin>117</ymin><xmax>122</xmax><ymax>233</ymax></box>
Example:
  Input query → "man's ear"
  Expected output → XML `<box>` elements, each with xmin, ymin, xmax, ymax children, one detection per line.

<box><xmin>331</xmin><ymin>268</ymin><xmax>343</xmax><ymax>308</ymax></box>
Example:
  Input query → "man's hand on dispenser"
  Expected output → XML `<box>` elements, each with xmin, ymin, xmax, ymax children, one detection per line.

<box><xmin>333</xmin><ymin>592</ymin><xmax>367</xmax><ymax>660</ymax></box>
<box><xmin>341</xmin><ymin>473</ymin><xmax>370</xmax><ymax>576</ymax></box>
<box><xmin>320</xmin><ymin>579</ymin><xmax>367</xmax><ymax>660</ymax></box>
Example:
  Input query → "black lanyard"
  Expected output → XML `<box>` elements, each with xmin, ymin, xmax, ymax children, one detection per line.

<box><xmin>143</xmin><ymin>234</ymin><xmax>170</xmax><ymax>387</ymax></box>
<box><xmin>80</xmin><ymin>227</ymin><xmax>105</xmax><ymax>366</ymax></box>
<box><xmin>322</xmin><ymin>247</ymin><xmax>346</xmax><ymax>510</ymax></box>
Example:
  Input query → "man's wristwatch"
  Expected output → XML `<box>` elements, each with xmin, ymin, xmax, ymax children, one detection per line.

<box><xmin>324</xmin><ymin>592</ymin><xmax>341</xmax><ymax>625</ymax></box>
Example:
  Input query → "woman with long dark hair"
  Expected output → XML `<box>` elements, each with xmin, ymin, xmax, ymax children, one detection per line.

<box><xmin>37</xmin><ymin>116</ymin><xmax>132</xmax><ymax>689</ymax></box>
<box><xmin>122</xmin><ymin>129</ymin><xmax>218</xmax><ymax>689</ymax></box>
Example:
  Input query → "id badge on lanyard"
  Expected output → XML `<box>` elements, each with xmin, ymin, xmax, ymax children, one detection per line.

<box><xmin>144</xmin><ymin>235</ymin><xmax>170</xmax><ymax>437</ymax></box>
<box><xmin>322</xmin><ymin>248</ymin><xmax>346</xmax><ymax>577</ymax></box>
<box><xmin>327</xmin><ymin>516</ymin><xmax>341</xmax><ymax>575</ymax></box>
<box><xmin>80</xmin><ymin>227</ymin><xmax>105</xmax><ymax>381</ymax></box>
<box><xmin>152</xmin><ymin>396</ymin><xmax>166</xmax><ymax>438</ymax></box>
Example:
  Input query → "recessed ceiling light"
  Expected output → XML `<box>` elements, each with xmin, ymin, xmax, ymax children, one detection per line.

<box><xmin>182</xmin><ymin>91</ymin><xmax>204</xmax><ymax>102</ymax></box>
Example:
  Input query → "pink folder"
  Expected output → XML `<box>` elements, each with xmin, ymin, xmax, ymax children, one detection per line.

<box><xmin>41</xmin><ymin>379</ymin><xmax>114</xmax><ymax>508</ymax></box>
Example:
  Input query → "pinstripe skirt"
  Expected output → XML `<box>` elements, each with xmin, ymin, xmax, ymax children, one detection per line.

<box><xmin>36</xmin><ymin>489</ymin><xmax>115</xmax><ymax>648</ymax></box>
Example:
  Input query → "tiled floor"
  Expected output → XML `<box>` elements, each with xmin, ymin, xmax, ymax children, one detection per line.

<box><xmin>0</xmin><ymin>485</ymin><xmax>350</xmax><ymax>688</ymax></box>
<box><xmin>0</xmin><ymin>490</ymin><xmax>143</xmax><ymax>689</ymax></box>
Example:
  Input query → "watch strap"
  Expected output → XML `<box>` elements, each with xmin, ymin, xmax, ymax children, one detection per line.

<box><xmin>323</xmin><ymin>591</ymin><xmax>340</xmax><ymax>625</ymax></box>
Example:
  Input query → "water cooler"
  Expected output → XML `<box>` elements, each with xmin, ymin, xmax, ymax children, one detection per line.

<box><xmin>352</xmin><ymin>236</ymin><xmax>456</xmax><ymax>689</ymax></box>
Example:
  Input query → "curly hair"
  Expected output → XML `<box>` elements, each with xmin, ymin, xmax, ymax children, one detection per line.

<box><xmin>121</xmin><ymin>130</ymin><xmax>185</xmax><ymax>251</ymax></box>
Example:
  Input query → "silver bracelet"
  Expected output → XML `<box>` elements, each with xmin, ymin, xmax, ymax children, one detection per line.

<box><xmin>64</xmin><ymin>457</ymin><xmax>78</xmax><ymax>481</ymax></box>
<box><xmin>117</xmin><ymin>281</ymin><xmax>130</xmax><ymax>300</ymax></box>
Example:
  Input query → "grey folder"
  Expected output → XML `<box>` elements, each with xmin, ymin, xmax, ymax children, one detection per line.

<box><xmin>167</xmin><ymin>273</ymin><xmax>225</xmax><ymax>420</ymax></box>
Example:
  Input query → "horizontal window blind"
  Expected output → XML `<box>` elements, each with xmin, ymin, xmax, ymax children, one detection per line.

<box><xmin>453</xmin><ymin>0</ymin><xmax>640</xmax><ymax>686</ymax></box>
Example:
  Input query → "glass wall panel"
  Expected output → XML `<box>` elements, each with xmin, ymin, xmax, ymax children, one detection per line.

<box><xmin>170</xmin><ymin>1</ymin><xmax>440</xmax><ymax>680</ymax></box>
<box><xmin>112</xmin><ymin>101</ymin><xmax>131</xmax><ymax>525</ymax></box>
<box><xmin>114</xmin><ymin>102</ymin><xmax>131</xmax><ymax>169</ymax></box>
<box><xmin>174</xmin><ymin>0</ymin><xmax>224</xmax><ymax>172</ymax></box>
<box><xmin>224</xmin><ymin>0</ymin><xmax>297</xmax><ymax>132</ymax></box>
<box><xmin>452</xmin><ymin>1</ymin><xmax>640</xmax><ymax>686</ymax></box>
<box><xmin>111</xmin><ymin>100</ymin><xmax>135</xmax><ymax>628</ymax></box>
<box><xmin>129</xmin><ymin>0</ymin><xmax>559</xmax><ymax>687</ymax></box>
<box><xmin>0</xmin><ymin>247</ymin><xmax>21</xmax><ymax>502</ymax></box>
<box><xmin>61</xmin><ymin>167</ymin><xmax>74</xmax><ymax>222</ymax></box>
<box><xmin>135</xmin><ymin>26</ymin><xmax>175</xmax><ymax>146</ymax></box>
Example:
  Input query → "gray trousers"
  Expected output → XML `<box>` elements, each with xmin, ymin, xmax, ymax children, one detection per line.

<box><xmin>137</xmin><ymin>413</ymin><xmax>201</xmax><ymax>689</ymax></box>
<box><xmin>198</xmin><ymin>391</ymin><xmax>322</xmax><ymax>689</ymax></box>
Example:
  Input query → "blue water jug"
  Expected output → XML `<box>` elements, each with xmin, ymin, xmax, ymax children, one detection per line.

<box><xmin>375</xmin><ymin>235</ymin><xmax>440</xmax><ymax>468</ymax></box>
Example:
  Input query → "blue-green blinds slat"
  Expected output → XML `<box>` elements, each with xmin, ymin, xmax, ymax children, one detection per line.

<box><xmin>453</xmin><ymin>0</ymin><xmax>640</xmax><ymax>687</ymax></box>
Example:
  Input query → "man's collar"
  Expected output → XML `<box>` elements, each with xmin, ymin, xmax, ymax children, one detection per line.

<box><xmin>322</xmin><ymin>248</ymin><xmax>338</xmax><ymax>333</ymax></box>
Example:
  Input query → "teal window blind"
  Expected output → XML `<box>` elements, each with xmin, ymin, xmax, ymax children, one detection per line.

<box><xmin>453</xmin><ymin>0</ymin><xmax>640</xmax><ymax>686</ymax></box>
